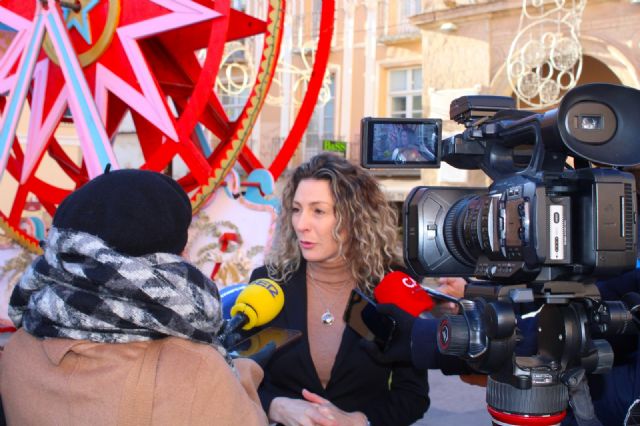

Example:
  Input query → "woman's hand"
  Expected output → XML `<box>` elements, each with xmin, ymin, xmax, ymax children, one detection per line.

<box><xmin>269</xmin><ymin>396</ymin><xmax>338</xmax><ymax>426</ymax></box>
<box><xmin>436</xmin><ymin>277</ymin><xmax>466</xmax><ymax>299</ymax></box>
<box><xmin>302</xmin><ymin>389</ymin><xmax>368</xmax><ymax>426</ymax></box>
<box><xmin>433</xmin><ymin>277</ymin><xmax>467</xmax><ymax>315</ymax></box>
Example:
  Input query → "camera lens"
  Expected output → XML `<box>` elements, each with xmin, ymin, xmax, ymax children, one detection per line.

<box><xmin>443</xmin><ymin>195</ymin><xmax>495</xmax><ymax>267</ymax></box>
<box><xmin>578</xmin><ymin>115</ymin><xmax>603</xmax><ymax>131</ymax></box>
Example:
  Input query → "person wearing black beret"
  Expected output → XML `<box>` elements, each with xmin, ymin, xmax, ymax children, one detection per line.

<box><xmin>0</xmin><ymin>169</ymin><xmax>268</xmax><ymax>426</ymax></box>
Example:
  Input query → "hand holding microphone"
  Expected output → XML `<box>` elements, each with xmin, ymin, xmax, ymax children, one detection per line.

<box><xmin>220</xmin><ymin>278</ymin><xmax>284</xmax><ymax>347</ymax></box>
<box><xmin>373</xmin><ymin>271</ymin><xmax>435</xmax><ymax>315</ymax></box>
<box><xmin>358</xmin><ymin>271</ymin><xmax>433</xmax><ymax>365</ymax></box>
<box><xmin>361</xmin><ymin>271</ymin><xmax>467</xmax><ymax>366</ymax></box>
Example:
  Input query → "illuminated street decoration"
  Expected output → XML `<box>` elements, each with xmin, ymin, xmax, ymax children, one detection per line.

<box><xmin>213</xmin><ymin>36</ymin><xmax>333</xmax><ymax>109</ymax></box>
<box><xmin>506</xmin><ymin>0</ymin><xmax>585</xmax><ymax>108</ymax></box>
<box><xmin>267</xmin><ymin>39</ymin><xmax>333</xmax><ymax>107</ymax></box>
<box><xmin>214</xmin><ymin>41</ymin><xmax>257</xmax><ymax>99</ymax></box>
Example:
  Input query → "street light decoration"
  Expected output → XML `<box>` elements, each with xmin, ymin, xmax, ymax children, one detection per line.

<box><xmin>506</xmin><ymin>0</ymin><xmax>585</xmax><ymax>109</ymax></box>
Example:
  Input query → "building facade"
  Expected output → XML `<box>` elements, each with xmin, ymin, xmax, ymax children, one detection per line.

<box><xmin>1</xmin><ymin>0</ymin><xmax>639</xmax><ymax>219</ymax></box>
<box><xmin>250</xmin><ymin>0</ymin><xmax>640</xmax><ymax>202</ymax></box>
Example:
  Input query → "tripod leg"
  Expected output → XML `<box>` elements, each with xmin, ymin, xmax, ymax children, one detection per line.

<box><xmin>564</xmin><ymin>368</ymin><xmax>603</xmax><ymax>426</ymax></box>
<box><xmin>625</xmin><ymin>399</ymin><xmax>640</xmax><ymax>426</ymax></box>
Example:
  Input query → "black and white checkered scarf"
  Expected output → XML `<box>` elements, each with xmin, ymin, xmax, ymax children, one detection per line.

<box><xmin>9</xmin><ymin>227</ymin><xmax>232</xmax><ymax>366</ymax></box>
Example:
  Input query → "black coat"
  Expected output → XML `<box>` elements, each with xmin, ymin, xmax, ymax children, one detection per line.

<box><xmin>563</xmin><ymin>269</ymin><xmax>640</xmax><ymax>426</ymax></box>
<box><xmin>249</xmin><ymin>264</ymin><xmax>430</xmax><ymax>426</ymax></box>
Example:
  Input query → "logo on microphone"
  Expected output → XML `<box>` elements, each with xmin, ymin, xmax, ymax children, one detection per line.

<box><xmin>402</xmin><ymin>277</ymin><xmax>418</xmax><ymax>289</ymax></box>
<box><xmin>254</xmin><ymin>278</ymin><xmax>281</xmax><ymax>298</ymax></box>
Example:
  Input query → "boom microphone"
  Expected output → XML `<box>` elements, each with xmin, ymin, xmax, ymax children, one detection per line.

<box><xmin>222</xmin><ymin>278</ymin><xmax>285</xmax><ymax>340</ymax></box>
<box><xmin>374</xmin><ymin>271</ymin><xmax>434</xmax><ymax>316</ymax></box>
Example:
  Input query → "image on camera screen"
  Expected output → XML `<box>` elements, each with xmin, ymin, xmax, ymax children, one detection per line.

<box><xmin>362</xmin><ymin>118</ymin><xmax>441</xmax><ymax>168</ymax></box>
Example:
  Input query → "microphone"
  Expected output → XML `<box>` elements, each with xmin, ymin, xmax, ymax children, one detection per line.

<box><xmin>222</xmin><ymin>278</ymin><xmax>285</xmax><ymax>341</ymax></box>
<box><xmin>374</xmin><ymin>271</ymin><xmax>435</xmax><ymax>317</ymax></box>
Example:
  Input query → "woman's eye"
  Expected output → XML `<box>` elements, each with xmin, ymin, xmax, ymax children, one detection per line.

<box><xmin>314</xmin><ymin>209</ymin><xmax>326</xmax><ymax>215</ymax></box>
<box><xmin>292</xmin><ymin>207</ymin><xmax>300</xmax><ymax>213</ymax></box>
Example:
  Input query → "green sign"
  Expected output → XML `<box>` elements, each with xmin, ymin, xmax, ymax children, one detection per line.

<box><xmin>322</xmin><ymin>140</ymin><xmax>347</xmax><ymax>154</ymax></box>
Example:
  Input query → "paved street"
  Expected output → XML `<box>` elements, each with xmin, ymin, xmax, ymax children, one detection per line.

<box><xmin>414</xmin><ymin>370</ymin><xmax>491</xmax><ymax>426</ymax></box>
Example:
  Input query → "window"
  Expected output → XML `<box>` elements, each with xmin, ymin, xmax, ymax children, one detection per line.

<box><xmin>400</xmin><ymin>0</ymin><xmax>422</xmax><ymax>21</ymax></box>
<box><xmin>311</xmin><ymin>0</ymin><xmax>322</xmax><ymax>38</ymax></box>
<box><xmin>220</xmin><ymin>86</ymin><xmax>250</xmax><ymax>122</ymax></box>
<box><xmin>231</xmin><ymin>0</ymin><xmax>246</xmax><ymax>10</ymax></box>
<box><xmin>304</xmin><ymin>74</ymin><xmax>336</xmax><ymax>160</ymax></box>
<box><xmin>388</xmin><ymin>68</ymin><xmax>422</xmax><ymax>118</ymax></box>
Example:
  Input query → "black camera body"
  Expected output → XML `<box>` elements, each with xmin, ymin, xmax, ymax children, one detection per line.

<box><xmin>361</xmin><ymin>83</ymin><xmax>640</xmax><ymax>421</ymax></box>
<box><xmin>401</xmin><ymin>83</ymin><xmax>640</xmax><ymax>283</ymax></box>
<box><xmin>405</xmin><ymin>169</ymin><xmax>637</xmax><ymax>283</ymax></box>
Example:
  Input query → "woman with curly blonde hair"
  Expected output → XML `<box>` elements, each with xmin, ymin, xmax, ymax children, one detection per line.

<box><xmin>250</xmin><ymin>153</ymin><xmax>429</xmax><ymax>426</ymax></box>
<box><xmin>266</xmin><ymin>153</ymin><xmax>403</xmax><ymax>294</ymax></box>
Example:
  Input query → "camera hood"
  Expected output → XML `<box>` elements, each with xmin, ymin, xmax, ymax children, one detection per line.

<box><xmin>558</xmin><ymin>83</ymin><xmax>640</xmax><ymax>167</ymax></box>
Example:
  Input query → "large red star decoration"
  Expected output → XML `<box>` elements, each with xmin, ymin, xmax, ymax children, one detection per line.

<box><xmin>0</xmin><ymin>0</ymin><xmax>335</xmax><ymax>252</ymax></box>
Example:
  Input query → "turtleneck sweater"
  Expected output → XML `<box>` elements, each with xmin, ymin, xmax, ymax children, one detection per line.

<box><xmin>306</xmin><ymin>259</ymin><xmax>356</xmax><ymax>388</ymax></box>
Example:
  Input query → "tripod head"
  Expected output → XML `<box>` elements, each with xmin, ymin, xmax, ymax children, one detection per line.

<box><xmin>437</xmin><ymin>281</ymin><xmax>637</xmax><ymax>425</ymax></box>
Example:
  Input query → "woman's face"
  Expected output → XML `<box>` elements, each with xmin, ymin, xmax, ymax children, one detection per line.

<box><xmin>291</xmin><ymin>178</ymin><xmax>342</xmax><ymax>264</ymax></box>
<box><xmin>400</xmin><ymin>130</ymin><xmax>409</xmax><ymax>146</ymax></box>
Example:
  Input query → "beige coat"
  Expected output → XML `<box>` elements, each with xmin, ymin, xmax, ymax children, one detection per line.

<box><xmin>0</xmin><ymin>329</ymin><xmax>268</xmax><ymax>426</ymax></box>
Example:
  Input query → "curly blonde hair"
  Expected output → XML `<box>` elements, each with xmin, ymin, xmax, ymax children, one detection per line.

<box><xmin>265</xmin><ymin>153</ymin><xmax>403</xmax><ymax>294</ymax></box>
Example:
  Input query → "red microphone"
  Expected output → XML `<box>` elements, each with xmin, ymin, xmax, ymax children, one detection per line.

<box><xmin>374</xmin><ymin>271</ymin><xmax>435</xmax><ymax>317</ymax></box>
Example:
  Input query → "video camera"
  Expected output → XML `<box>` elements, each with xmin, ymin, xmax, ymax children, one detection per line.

<box><xmin>361</xmin><ymin>83</ymin><xmax>640</xmax><ymax>424</ymax></box>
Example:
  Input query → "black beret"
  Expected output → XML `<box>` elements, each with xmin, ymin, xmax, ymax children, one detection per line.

<box><xmin>53</xmin><ymin>169</ymin><xmax>192</xmax><ymax>256</ymax></box>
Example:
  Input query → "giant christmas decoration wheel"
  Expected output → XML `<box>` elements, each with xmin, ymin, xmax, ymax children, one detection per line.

<box><xmin>0</xmin><ymin>0</ymin><xmax>335</xmax><ymax>253</ymax></box>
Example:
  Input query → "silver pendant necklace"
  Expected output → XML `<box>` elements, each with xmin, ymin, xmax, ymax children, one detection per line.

<box><xmin>321</xmin><ymin>310</ymin><xmax>335</xmax><ymax>326</ymax></box>
<box><xmin>308</xmin><ymin>270</ymin><xmax>336</xmax><ymax>326</ymax></box>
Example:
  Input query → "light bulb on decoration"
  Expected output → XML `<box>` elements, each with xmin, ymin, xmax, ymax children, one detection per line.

<box><xmin>266</xmin><ymin>39</ymin><xmax>333</xmax><ymax>107</ymax></box>
<box><xmin>196</xmin><ymin>41</ymin><xmax>257</xmax><ymax>99</ymax></box>
<box><xmin>550</xmin><ymin>37</ymin><xmax>581</xmax><ymax>71</ymax></box>
<box><xmin>521</xmin><ymin>39</ymin><xmax>546</xmax><ymax>69</ymax></box>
